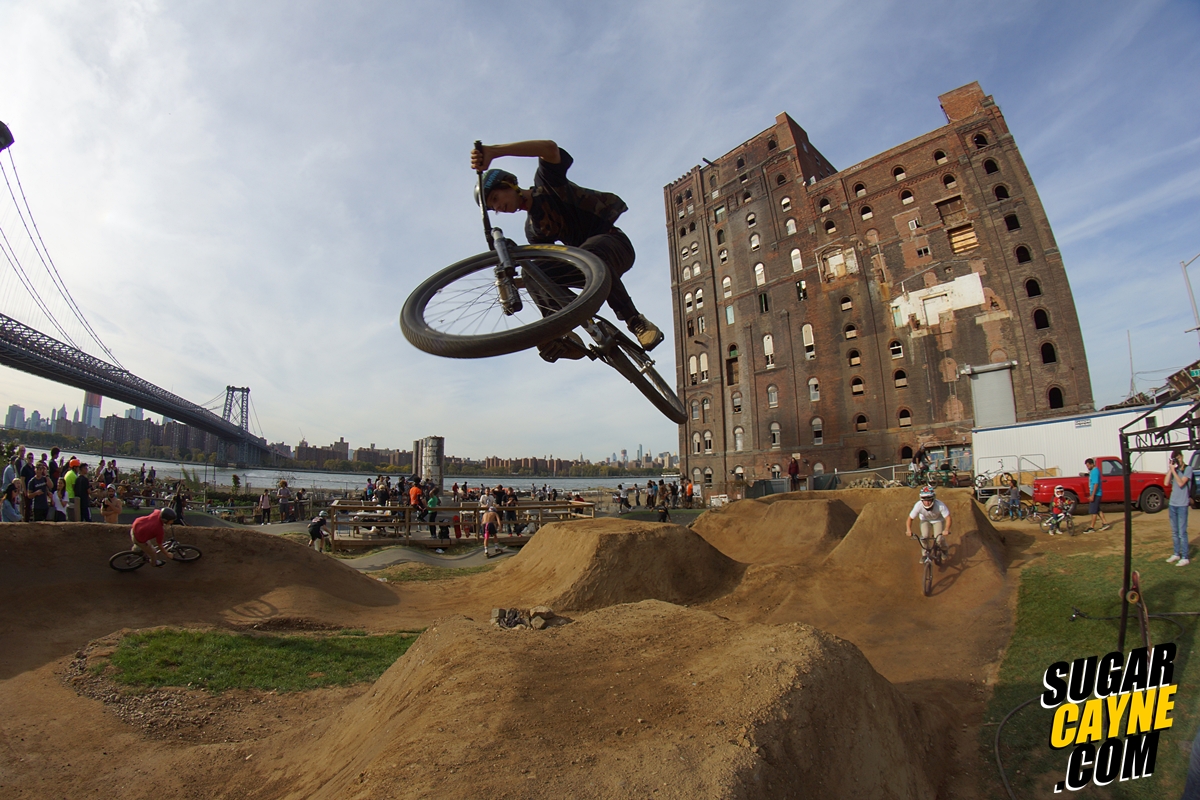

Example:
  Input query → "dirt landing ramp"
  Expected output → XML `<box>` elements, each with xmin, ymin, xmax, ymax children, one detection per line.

<box><xmin>232</xmin><ymin>601</ymin><xmax>947</xmax><ymax>800</ymax></box>
<box><xmin>0</xmin><ymin>523</ymin><xmax>398</xmax><ymax>677</ymax></box>
<box><xmin>481</xmin><ymin>518</ymin><xmax>745</xmax><ymax>611</ymax></box>
<box><xmin>691</xmin><ymin>498</ymin><xmax>858</xmax><ymax>566</ymax></box>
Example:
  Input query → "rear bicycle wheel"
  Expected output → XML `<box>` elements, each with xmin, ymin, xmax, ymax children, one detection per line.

<box><xmin>923</xmin><ymin>558</ymin><xmax>933</xmax><ymax>596</ymax></box>
<box><xmin>988</xmin><ymin>503</ymin><xmax>1004</xmax><ymax>522</ymax></box>
<box><xmin>171</xmin><ymin>544</ymin><xmax>202</xmax><ymax>562</ymax></box>
<box><xmin>109</xmin><ymin>551</ymin><xmax>145</xmax><ymax>571</ymax></box>
<box><xmin>401</xmin><ymin>245</ymin><xmax>611</xmax><ymax>359</ymax></box>
<box><xmin>598</xmin><ymin>326</ymin><xmax>687</xmax><ymax>424</ymax></box>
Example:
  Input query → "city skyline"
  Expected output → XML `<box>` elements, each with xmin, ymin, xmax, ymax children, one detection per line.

<box><xmin>0</xmin><ymin>2</ymin><xmax>1196</xmax><ymax>459</ymax></box>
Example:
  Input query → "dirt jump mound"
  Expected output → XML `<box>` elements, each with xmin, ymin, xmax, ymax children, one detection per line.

<box><xmin>230</xmin><ymin>600</ymin><xmax>947</xmax><ymax>799</ymax></box>
<box><xmin>485</xmin><ymin>518</ymin><xmax>744</xmax><ymax>611</ymax></box>
<box><xmin>691</xmin><ymin>497</ymin><xmax>858</xmax><ymax>566</ymax></box>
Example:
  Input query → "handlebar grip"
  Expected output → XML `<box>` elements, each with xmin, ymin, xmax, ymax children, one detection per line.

<box><xmin>474</xmin><ymin>140</ymin><xmax>484</xmax><ymax>175</ymax></box>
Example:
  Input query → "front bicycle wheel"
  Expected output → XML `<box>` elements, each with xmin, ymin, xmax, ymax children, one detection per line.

<box><xmin>598</xmin><ymin>327</ymin><xmax>688</xmax><ymax>424</ymax></box>
<box><xmin>988</xmin><ymin>504</ymin><xmax>1004</xmax><ymax>522</ymax></box>
<box><xmin>171</xmin><ymin>544</ymin><xmax>202</xmax><ymax>562</ymax></box>
<box><xmin>923</xmin><ymin>559</ymin><xmax>933</xmax><ymax>596</ymax></box>
<box><xmin>401</xmin><ymin>245</ymin><xmax>611</xmax><ymax>359</ymax></box>
<box><xmin>109</xmin><ymin>551</ymin><xmax>145</xmax><ymax>571</ymax></box>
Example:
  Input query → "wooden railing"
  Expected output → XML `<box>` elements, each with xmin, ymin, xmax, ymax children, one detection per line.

<box><xmin>327</xmin><ymin>499</ymin><xmax>595</xmax><ymax>543</ymax></box>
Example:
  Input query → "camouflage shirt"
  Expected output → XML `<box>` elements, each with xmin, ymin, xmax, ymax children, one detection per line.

<box><xmin>524</xmin><ymin>149</ymin><xmax>628</xmax><ymax>247</ymax></box>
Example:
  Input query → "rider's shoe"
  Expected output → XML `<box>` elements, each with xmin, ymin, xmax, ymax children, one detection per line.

<box><xmin>538</xmin><ymin>332</ymin><xmax>588</xmax><ymax>363</ymax></box>
<box><xmin>627</xmin><ymin>314</ymin><xmax>664</xmax><ymax>351</ymax></box>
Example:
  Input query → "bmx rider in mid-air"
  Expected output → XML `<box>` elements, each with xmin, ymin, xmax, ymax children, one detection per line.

<box><xmin>471</xmin><ymin>139</ymin><xmax>664</xmax><ymax>362</ymax></box>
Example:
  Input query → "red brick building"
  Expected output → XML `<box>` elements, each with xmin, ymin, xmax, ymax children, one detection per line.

<box><xmin>666</xmin><ymin>82</ymin><xmax>1093</xmax><ymax>490</ymax></box>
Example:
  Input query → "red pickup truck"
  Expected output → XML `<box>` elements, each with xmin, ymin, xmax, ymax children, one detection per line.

<box><xmin>1031</xmin><ymin>456</ymin><xmax>1167</xmax><ymax>514</ymax></box>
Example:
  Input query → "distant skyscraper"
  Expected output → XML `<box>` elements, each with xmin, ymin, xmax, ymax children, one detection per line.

<box><xmin>58</xmin><ymin>404</ymin><xmax>67</xmax><ymax>422</ymax></box>
<box><xmin>5</xmin><ymin>404</ymin><xmax>24</xmax><ymax>429</ymax></box>
<box><xmin>82</xmin><ymin>392</ymin><xmax>102</xmax><ymax>429</ymax></box>
<box><xmin>124</xmin><ymin>407</ymin><xmax>144</xmax><ymax>420</ymax></box>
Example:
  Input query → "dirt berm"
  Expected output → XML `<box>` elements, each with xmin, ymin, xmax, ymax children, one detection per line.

<box><xmin>690</xmin><ymin>497</ymin><xmax>859</xmax><ymax>565</ymax></box>
<box><xmin>226</xmin><ymin>601</ymin><xmax>948</xmax><ymax>800</ymax></box>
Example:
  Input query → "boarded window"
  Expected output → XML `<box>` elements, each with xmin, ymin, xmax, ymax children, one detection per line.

<box><xmin>898</xmin><ymin>409</ymin><xmax>912</xmax><ymax>427</ymax></box>
<box><xmin>847</xmin><ymin>349</ymin><xmax>861</xmax><ymax>366</ymax></box>
<box><xmin>894</xmin><ymin>369</ymin><xmax>908</xmax><ymax>388</ymax></box>
<box><xmin>851</xmin><ymin>377</ymin><xmax>864</xmax><ymax>395</ymax></box>
<box><xmin>731</xmin><ymin>391</ymin><xmax>743</xmax><ymax>412</ymax></box>
<box><xmin>936</xmin><ymin>196</ymin><xmax>966</xmax><ymax>226</ymax></box>
<box><xmin>948</xmin><ymin>224</ymin><xmax>979</xmax><ymax>253</ymax></box>
<box><xmin>855</xmin><ymin>414</ymin><xmax>868</xmax><ymax>432</ymax></box>
<box><xmin>809</xmin><ymin>378</ymin><xmax>820</xmax><ymax>401</ymax></box>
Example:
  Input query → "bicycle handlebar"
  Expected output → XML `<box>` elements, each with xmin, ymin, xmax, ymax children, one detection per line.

<box><xmin>474</xmin><ymin>140</ymin><xmax>496</xmax><ymax>251</ymax></box>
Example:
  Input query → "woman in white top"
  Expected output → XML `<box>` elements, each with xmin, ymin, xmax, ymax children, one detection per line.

<box><xmin>905</xmin><ymin>485</ymin><xmax>952</xmax><ymax>557</ymax></box>
<box><xmin>51</xmin><ymin>477</ymin><xmax>69</xmax><ymax>522</ymax></box>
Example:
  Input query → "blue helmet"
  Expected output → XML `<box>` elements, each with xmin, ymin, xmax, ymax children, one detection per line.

<box><xmin>474</xmin><ymin>168</ymin><xmax>518</xmax><ymax>207</ymax></box>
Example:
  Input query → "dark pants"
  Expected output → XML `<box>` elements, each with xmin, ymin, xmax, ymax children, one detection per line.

<box><xmin>531</xmin><ymin>227</ymin><xmax>638</xmax><ymax>321</ymax></box>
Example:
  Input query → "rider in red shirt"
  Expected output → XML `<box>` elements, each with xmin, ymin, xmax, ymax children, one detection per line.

<box><xmin>130</xmin><ymin>507</ymin><xmax>179</xmax><ymax>566</ymax></box>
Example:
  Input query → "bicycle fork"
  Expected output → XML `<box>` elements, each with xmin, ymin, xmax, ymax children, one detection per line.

<box><xmin>490</xmin><ymin>227</ymin><xmax>523</xmax><ymax>315</ymax></box>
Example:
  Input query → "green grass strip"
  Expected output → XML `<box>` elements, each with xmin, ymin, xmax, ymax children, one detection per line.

<box><xmin>984</xmin><ymin>551</ymin><xmax>1199</xmax><ymax>798</ymax></box>
<box><xmin>105</xmin><ymin>629</ymin><xmax>418</xmax><ymax>692</ymax></box>
<box><xmin>377</xmin><ymin>563</ymin><xmax>496</xmax><ymax>583</ymax></box>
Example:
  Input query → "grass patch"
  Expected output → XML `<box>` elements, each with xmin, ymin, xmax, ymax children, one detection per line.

<box><xmin>375</xmin><ymin>562</ymin><xmax>496</xmax><ymax>583</ymax></box>
<box><xmin>985</xmin><ymin>551</ymin><xmax>1200</xmax><ymax>797</ymax></box>
<box><xmin>104</xmin><ymin>629</ymin><xmax>418</xmax><ymax>692</ymax></box>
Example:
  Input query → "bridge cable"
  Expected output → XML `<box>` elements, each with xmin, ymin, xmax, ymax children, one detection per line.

<box><xmin>2</xmin><ymin>151</ymin><xmax>124</xmax><ymax>368</ymax></box>
<box><xmin>0</xmin><ymin>221</ymin><xmax>80</xmax><ymax>346</ymax></box>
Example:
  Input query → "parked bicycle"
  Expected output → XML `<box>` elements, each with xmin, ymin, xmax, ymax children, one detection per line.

<box><xmin>109</xmin><ymin>538</ymin><xmax>202</xmax><ymax>571</ymax></box>
<box><xmin>973</xmin><ymin>468</ymin><xmax>1013</xmax><ymax>490</ymax></box>
<box><xmin>400</xmin><ymin>142</ymin><xmax>686</xmax><ymax>424</ymax></box>
<box><xmin>988</xmin><ymin>498</ymin><xmax>1031</xmax><ymax>522</ymax></box>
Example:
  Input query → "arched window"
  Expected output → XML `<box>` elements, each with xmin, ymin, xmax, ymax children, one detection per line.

<box><xmin>704</xmin><ymin>467</ymin><xmax>713</xmax><ymax>486</ymax></box>
<box><xmin>901</xmin><ymin>445</ymin><xmax>914</xmax><ymax>460</ymax></box>
<box><xmin>824</xmin><ymin>220</ymin><xmax>837</xmax><ymax>234</ymax></box>
<box><xmin>725</xmin><ymin>305</ymin><xmax>735</xmax><ymax>325</ymax></box>
<box><xmin>808</xmin><ymin>377</ymin><xmax>820</xmax><ymax>401</ymax></box>
<box><xmin>750</xmin><ymin>233</ymin><xmax>761</xmax><ymax>250</ymax></box>
<box><xmin>994</xmin><ymin>185</ymin><xmax>1010</xmax><ymax>200</ymax></box>
<box><xmin>840</xmin><ymin>296</ymin><xmax>853</xmax><ymax>311</ymax></box>
<box><xmin>767</xmin><ymin>384</ymin><xmax>779</xmax><ymax>407</ymax></box>
<box><xmin>717</xmin><ymin>229</ymin><xmax>726</xmax><ymax>244</ymax></box>
<box><xmin>769</xmin><ymin>422</ymin><xmax>781</xmax><ymax>448</ymax></box>
<box><xmin>894</xmin><ymin>369</ymin><xmax>908</xmax><ymax>388</ymax></box>
<box><xmin>844</xmin><ymin>324</ymin><xmax>858</xmax><ymax>340</ymax></box>
<box><xmin>1048</xmin><ymin>387</ymin><xmax>1065</xmax><ymax>409</ymax></box>
<box><xmin>733</xmin><ymin>426</ymin><xmax>745</xmax><ymax>452</ymax></box>
<box><xmin>855</xmin><ymin>414</ymin><xmax>869</xmax><ymax>432</ymax></box>
<box><xmin>858</xmin><ymin>450</ymin><xmax>870</xmax><ymax>469</ymax></box>
<box><xmin>690</xmin><ymin>400</ymin><xmax>700</xmax><ymax>420</ymax></box>
<box><xmin>736</xmin><ymin>156</ymin><xmax>745</xmax><ymax>169</ymax></box>
<box><xmin>719</xmin><ymin>249</ymin><xmax>728</xmax><ymax>263</ymax></box>
<box><xmin>900</xmin><ymin>190</ymin><xmax>914</xmax><ymax>205</ymax></box>
<box><xmin>682</xmin><ymin>265</ymin><xmax>692</xmax><ymax>281</ymax></box>
<box><xmin>934</xmin><ymin>150</ymin><xmax>948</xmax><ymax>165</ymax></box>
<box><xmin>731</xmin><ymin>391</ymin><xmax>743</xmax><ymax>413</ymax></box>
<box><xmin>771</xmin><ymin>464</ymin><xmax>782</xmax><ymax>479</ymax></box>
<box><xmin>703</xmin><ymin>430</ymin><xmax>713</xmax><ymax>453</ymax></box>
<box><xmin>763</xmin><ymin>334</ymin><xmax>775</xmax><ymax>367</ymax></box>
<box><xmin>854</xmin><ymin>183</ymin><xmax>866</xmax><ymax>197</ymax></box>
<box><xmin>699</xmin><ymin>352</ymin><xmax>709</xmax><ymax>382</ymax></box>
<box><xmin>722</xmin><ymin>276</ymin><xmax>732</xmax><ymax>297</ymax></box>
<box><xmin>702</xmin><ymin>397</ymin><xmax>711</xmax><ymax>419</ymax></box>
<box><xmin>1026</xmin><ymin>279</ymin><xmax>1042</xmax><ymax>297</ymax></box>
<box><xmin>776</xmin><ymin>174</ymin><xmax>786</xmax><ymax>186</ymax></box>
<box><xmin>689</xmin><ymin>221</ymin><xmax>696</xmax><ymax>232</ymax></box>
<box><xmin>692</xmin><ymin>432</ymin><xmax>701</xmax><ymax>454</ymax></box>
<box><xmin>694</xmin><ymin>467</ymin><xmax>703</xmax><ymax>485</ymax></box>
<box><xmin>898</xmin><ymin>408</ymin><xmax>912</xmax><ymax>428</ymax></box>
<box><xmin>693</xmin><ymin>261</ymin><xmax>701</xmax><ymax>275</ymax></box>
<box><xmin>754</xmin><ymin>263</ymin><xmax>766</xmax><ymax>286</ymax></box>
<box><xmin>695</xmin><ymin>288</ymin><xmax>704</xmax><ymax>309</ymax></box>
<box><xmin>984</xmin><ymin>159</ymin><xmax>999</xmax><ymax>174</ymax></box>
<box><xmin>1005</xmin><ymin>214</ymin><xmax>1021</xmax><ymax>231</ymax></box>
<box><xmin>734</xmin><ymin>465</ymin><xmax>745</xmax><ymax>479</ymax></box>
<box><xmin>688</xmin><ymin>355</ymin><xmax>698</xmax><ymax>385</ymax></box>
<box><xmin>847</xmin><ymin>349</ymin><xmax>861</xmax><ymax>366</ymax></box>
<box><xmin>889</xmin><ymin>340</ymin><xmax>904</xmax><ymax>359</ymax></box>
<box><xmin>679</xmin><ymin>227</ymin><xmax>686</xmax><ymax>238</ymax></box>
<box><xmin>690</xmin><ymin>241</ymin><xmax>699</xmax><ymax>253</ymax></box>
<box><xmin>1033</xmin><ymin>309</ymin><xmax>1050</xmax><ymax>329</ymax></box>
<box><xmin>819</xmin><ymin>198</ymin><xmax>831</xmax><ymax>213</ymax></box>
<box><xmin>680</xmin><ymin>245</ymin><xmax>688</xmax><ymax>257</ymax></box>
<box><xmin>943</xmin><ymin>174</ymin><xmax>957</xmax><ymax>189</ymax></box>
<box><xmin>802</xmin><ymin>324</ymin><xmax>815</xmax><ymax>360</ymax></box>
<box><xmin>747</xmin><ymin>212</ymin><xmax>757</xmax><ymax>227</ymax></box>
<box><xmin>767</xmin><ymin>138</ymin><xmax>777</xmax><ymax>150</ymax></box>
<box><xmin>781</xmin><ymin>197</ymin><xmax>791</xmax><ymax>211</ymax></box>
<box><xmin>811</xmin><ymin>417</ymin><xmax>824</xmax><ymax>445</ymax></box>
<box><xmin>790</xmin><ymin>249</ymin><xmax>803</xmax><ymax>272</ymax></box>
<box><xmin>1041</xmin><ymin>342</ymin><xmax>1057</xmax><ymax>364</ymax></box>
<box><xmin>851</xmin><ymin>376</ymin><xmax>865</xmax><ymax>395</ymax></box>
<box><xmin>1016</xmin><ymin>246</ymin><xmax>1032</xmax><ymax>264</ymax></box>
<box><xmin>893</xmin><ymin>166</ymin><xmax>907</xmax><ymax>181</ymax></box>
<box><xmin>786</xmin><ymin>218</ymin><xmax>797</xmax><ymax>235</ymax></box>
<box><xmin>813</xmin><ymin>462</ymin><xmax>825</xmax><ymax>475</ymax></box>
<box><xmin>973</xmin><ymin>133</ymin><xmax>989</xmax><ymax>148</ymax></box>
<box><xmin>860</xmin><ymin>205</ymin><xmax>873</xmax><ymax>220</ymax></box>
<box><xmin>685</xmin><ymin>292</ymin><xmax>694</xmax><ymax>312</ymax></box>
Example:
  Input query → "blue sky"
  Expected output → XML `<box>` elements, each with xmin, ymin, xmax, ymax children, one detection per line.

<box><xmin>0</xmin><ymin>0</ymin><xmax>1197</xmax><ymax>462</ymax></box>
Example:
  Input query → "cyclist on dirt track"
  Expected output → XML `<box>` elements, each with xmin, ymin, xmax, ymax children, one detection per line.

<box><xmin>470</xmin><ymin>140</ymin><xmax>664</xmax><ymax>363</ymax></box>
<box><xmin>129</xmin><ymin>507</ymin><xmax>179</xmax><ymax>567</ymax></box>
<box><xmin>906</xmin><ymin>486</ymin><xmax>951</xmax><ymax>561</ymax></box>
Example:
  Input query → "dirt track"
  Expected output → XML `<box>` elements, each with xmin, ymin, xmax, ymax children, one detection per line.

<box><xmin>0</xmin><ymin>488</ymin><xmax>1139</xmax><ymax>798</ymax></box>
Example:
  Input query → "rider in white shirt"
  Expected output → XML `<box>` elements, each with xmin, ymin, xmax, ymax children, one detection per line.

<box><xmin>905</xmin><ymin>485</ymin><xmax>952</xmax><ymax>560</ymax></box>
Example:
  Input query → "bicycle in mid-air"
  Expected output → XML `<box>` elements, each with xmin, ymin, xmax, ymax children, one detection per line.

<box><xmin>109</xmin><ymin>538</ymin><xmax>202</xmax><ymax>571</ymax></box>
<box><xmin>912</xmin><ymin>533</ymin><xmax>947</xmax><ymax>597</ymax></box>
<box><xmin>399</xmin><ymin>143</ymin><xmax>687</xmax><ymax>424</ymax></box>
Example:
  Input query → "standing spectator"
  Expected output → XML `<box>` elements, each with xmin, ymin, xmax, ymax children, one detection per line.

<box><xmin>617</xmin><ymin>484</ymin><xmax>631</xmax><ymax>513</ymax></box>
<box><xmin>426</xmin><ymin>489</ymin><xmax>441</xmax><ymax>537</ymax></box>
<box><xmin>684</xmin><ymin>480</ymin><xmax>694</xmax><ymax>509</ymax></box>
<box><xmin>1083</xmin><ymin>458</ymin><xmax>1111</xmax><ymax>533</ymax></box>
<box><xmin>76</xmin><ymin>463</ymin><xmax>93</xmax><ymax>522</ymax></box>
<box><xmin>27</xmin><ymin>462</ymin><xmax>50</xmax><ymax>522</ymax></box>
<box><xmin>47</xmin><ymin>447</ymin><xmax>61</xmax><ymax>485</ymax></box>
<box><xmin>51</xmin><ymin>477</ymin><xmax>69</xmax><ymax>521</ymax></box>
<box><xmin>1</xmin><ymin>456</ymin><xmax>16</xmax><ymax>493</ymax></box>
<box><xmin>634</xmin><ymin>484</ymin><xmax>642</xmax><ymax>507</ymax></box>
<box><xmin>101</xmin><ymin>486</ymin><xmax>124</xmax><ymax>524</ymax></box>
<box><xmin>102</xmin><ymin>460</ymin><xmax>117</xmax><ymax>487</ymax></box>
<box><xmin>139</xmin><ymin>463</ymin><xmax>146</xmax><ymax>483</ymax></box>
<box><xmin>64</xmin><ymin>462</ymin><xmax>78</xmax><ymax>503</ymax></box>
<box><xmin>171</xmin><ymin>482</ymin><xmax>188</xmax><ymax>524</ymax></box>
<box><xmin>1166</xmin><ymin>450</ymin><xmax>1193</xmax><ymax>566</ymax></box>
<box><xmin>788</xmin><ymin>457</ymin><xmax>801</xmax><ymax>491</ymax></box>
<box><xmin>147</xmin><ymin>465</ymin><xmax>156</xmax><ymax>483</ymax></box>
<box><xmin>1</xmin><ymin>483</ymin><xmax>20</xmax><ymax>522</ymax></box>
<box><xmin>277</xmin><ymin>480</ymin><xmax>293</xmax><ymax>523</ymax></box>
<box><xmin>19</xmin><ymin>453</ymin><xmax>35</xmax><ymax>520</ymax></box>
<box><xmin>259</xmin><ymin>490</ymin><xmax>271</xmax><ymax>524</ymax></box>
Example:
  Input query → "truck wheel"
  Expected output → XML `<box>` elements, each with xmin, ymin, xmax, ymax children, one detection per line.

<box><xmin>1063</xmin><ymin>491</ymin><xmax>1079</xmax><ymax>515</ymax></box>
<box><xmin>1139</xmin><ymin>486</ymin><xmax>1165</xmax><ymax>514</ymax></box>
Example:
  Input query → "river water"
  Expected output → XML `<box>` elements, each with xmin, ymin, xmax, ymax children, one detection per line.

<box><xmin>14</xmin><ymin>448</ymin><xmax>673</xmax><ymax>494</ymax></box>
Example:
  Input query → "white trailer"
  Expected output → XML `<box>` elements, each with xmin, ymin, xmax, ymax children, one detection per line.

<box><xmin>971</xmin><ymin>402</ymin><xmax>1189</xmax><ymax>484</ymax></box>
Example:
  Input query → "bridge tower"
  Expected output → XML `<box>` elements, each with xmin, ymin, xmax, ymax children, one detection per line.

<box><xmin>222</xmin><ymin>386</ymin><xmax>252</xmax><ymax>467</ymax></box>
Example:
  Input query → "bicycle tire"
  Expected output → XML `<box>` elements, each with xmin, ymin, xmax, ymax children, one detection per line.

<box><xmin>923</xmin><ymin>559</ymin><xmax>933</xmax><ymax>596</ymax></box>
<box><xmin>171</xmin><ymin>544</ymin><xmax>202</xmax><ymax>562</ymax></box>
<box><xmin>401</xmin><ymin>245</ymin><xmax>611</xmax><ymax>359</ymax></box>
<box><xmin>599</xmin><ymin>330</ymin><xmax>688</xmax><ymax>424</ymax></box>
<box><xmin>988</xmin><ymin>504</ymin><xmax>1004</xmax><ymax>522</ymax></box>
<box><xmin>109</xmin><ymin>551</ymin><xmax>145</xmax><ymax>571</ymax></box>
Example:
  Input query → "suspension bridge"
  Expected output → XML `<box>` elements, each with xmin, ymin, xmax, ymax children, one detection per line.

<box><xmin>0</xmin><ymin>121</ymin><xmax>270</xmax><ymax>465</ymax></box>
